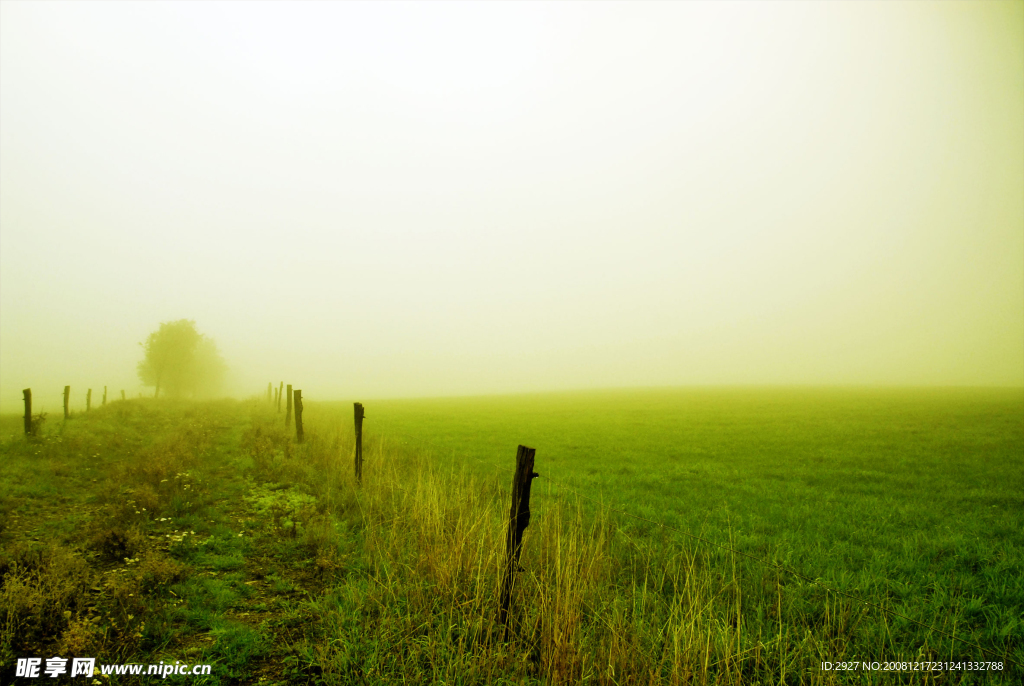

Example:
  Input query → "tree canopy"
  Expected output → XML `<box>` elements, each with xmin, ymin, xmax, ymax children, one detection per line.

<box><xmin>137</xmin><ymin>320</ymin><xmax>226</xmax><ymax>398</ymax></box>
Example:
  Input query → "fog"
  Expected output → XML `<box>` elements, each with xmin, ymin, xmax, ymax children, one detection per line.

<box><xmin>1</xmin><ymin>1</ymin><xmax>1021</xmax><ymax>413</ymax></box>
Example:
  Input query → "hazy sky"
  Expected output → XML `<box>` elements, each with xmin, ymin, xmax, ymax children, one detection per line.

<box><xmin>1</xmin><ymin>0</ymin><xmax>1022</xmax><ymax>411</ymax></box>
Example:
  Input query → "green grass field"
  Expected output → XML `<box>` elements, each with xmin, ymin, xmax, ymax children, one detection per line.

<box><xmin>364</xmin><ymin>388</ymin><xmax>1024</xmax><ymax>669</ymax></box>
<box><xmin>1</xmin><ymin>387</ymin><xmax>1021</xmax><ymax>684</ymax></box>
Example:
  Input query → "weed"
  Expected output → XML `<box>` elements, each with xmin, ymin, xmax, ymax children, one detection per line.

<box><xmin>0</xmin><ymin>544</ymin><xmax>93</xmax><ymax>665</ymax></box>
<box><xmin>92</xmin><ymin>527</ymin><xmax>144</xmax><ymax>562</ymax></box>
<box><xmin>137</xmin><ymin>553</ymin><xmax>188</xmax><ymax>595</ymax></box>
<box><xmin>28</xmin><ymin>412</ymin><xmax>47</xmax><ymax>437</ymax></box>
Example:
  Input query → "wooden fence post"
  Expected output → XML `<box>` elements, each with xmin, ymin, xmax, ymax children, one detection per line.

<box><xmin>354</xmin><ymin>403</ymin><xmax>365</xmax><ymax>484</ymax></box>
<box><xmin>121</xmin><ymin>390</ymin><xmax>126</xmax><ymax>401</ymax></box>
<box><xmin>102</xmin><ymin>386</ymin><xmax>107</xmax><ymax>406</ymax></box>
<box><xmin>285</xmin><ymin>384</ymin><xmax>293</xmax><ymax>427</ymax></box>
<box><xmin>499</xmin><ymin>445</ymin><xmax>539</xmax><ymax>637</ymax></box>
<box><xmin>293</xmin><ymin>390</ymin><xmax>303</xmax><ymax>443</ymax></box>
<box><xmin>277</xmin><ymin>382</ymin><xmax>284</xmax><ymax>413</ymax></box>
<box><xmin>86</xmin><ymin>389</ymin><xmax>92</xmax><ymax>411</ymax></box>
<box><xmin>64</xmin><ymin>386</ymin><xmax>70</xmax><ymax>420</ymax></box>
<box><xmin>23</xmin><ymin>389</ymin><xmax>32</xmax><ymax>435</ymax></box>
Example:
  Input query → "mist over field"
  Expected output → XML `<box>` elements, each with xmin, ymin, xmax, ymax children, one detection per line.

<box><xmin>2</xmin><ymin>5</ymin><xmax>1023</xmax><ymax>680</ymax></box>
<box><xmin>1</xmin><ymin>0</ymin><xmax>1022</xmax><ymax>411</ymax></box>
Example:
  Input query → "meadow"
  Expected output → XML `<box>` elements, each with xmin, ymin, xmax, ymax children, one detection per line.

<box><xmin>362</xmin><ymin>388</ymin><xmax>1024</xmax><ymax>669</ymax></box>
<box><xmin>0</xmin><ymin>387</ymin><xmax>1021</xmax><ymax>684</ymax></box>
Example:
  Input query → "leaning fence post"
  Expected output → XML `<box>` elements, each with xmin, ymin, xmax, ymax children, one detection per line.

<box><xmin>86</xmin><ymin>389</ymin><xmax>92</xmax><ymax>411</ymax></box>
<box><xmin>277</xmin><ymin>382</ymin><xmax>284</xmax><ymax>412</ymax></box>
<box><xmin>499</xmin><ymin>445</ymin><xmax>539</xmax><ymax>637</ymax></box>
<box><xmin>285</xmin><ymin>384</ymin><xmax>293</xmax><ymax>427</ymax></box>
<box><xmin>64</xmin><ymin>386</ymin><xmax>70</xmax><ymax>420</ymax></box>
<box><xmin>121</xmin><ymin>390</ymin><xmax>126</xmax><ymax>401</ymax></box>
<box><xmin>293</xmin><ymin>390</ymin><xmax>304</xmax><ymax>442</ymax></box>
<box><xmin>23</xmin><ymin>389</ymin><xmax>32</xmax><ymax>435</ymax></box>
<box><xmin>102</xmin><ymin>386</ymin><xmax>107</xmax><ymax>406</ymax></box>
<box><xmin>354</xmin><ymin>402</ymin><xmax>365</xmax><ymax>484</ymax></box>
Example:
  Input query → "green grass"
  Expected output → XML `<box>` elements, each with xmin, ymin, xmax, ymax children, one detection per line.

<box><xmin>346</xmin><ymin>387</ymin><xmax>1024</xmax><ymax>674</ymax></box>
<box><xmin>1</xmin><ymin>388</ymin><xmax>1021</xmax><ymax>684</ymax></box>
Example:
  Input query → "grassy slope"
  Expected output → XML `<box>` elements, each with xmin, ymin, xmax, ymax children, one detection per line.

<box><xmin>1</xmin><ymin>389</ymin><xmax>1021</xmax><ymax>685</ymax></box>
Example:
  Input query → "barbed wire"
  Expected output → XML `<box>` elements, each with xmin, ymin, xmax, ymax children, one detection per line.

<box><xmin>366</xmin><ymin>420</ymin><xmax>1019</xmax><ymax>670</ymax></box>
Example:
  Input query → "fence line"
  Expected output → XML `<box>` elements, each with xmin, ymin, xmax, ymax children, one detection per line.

<box><xmin>367</xmin><ymin>420</ymin><xmax>1019</xmax><ymax>670</ymax></box>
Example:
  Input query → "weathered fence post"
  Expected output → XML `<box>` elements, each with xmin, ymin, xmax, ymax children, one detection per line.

<box><xmin>293</xmin><ymin>390</ymin><xmax>303</xmax><ymax>443</ymax></box>
<box><xmin>63</xmin><ymin>386</ymin><xmax>70</xmax><ymax>420</ymax></box>
<box><xmin>267</xmin><ymin>383</ymin><xmax>272</xmax><ymax>402</ymax></box>
<box><xmin>121</xmin><ymin>390</ymin><xmax>126</xmax><ymax>401</ymax></box>
<box><xmin>23</xmin><ymin>389</ymin><xmax>32</xmax><ymax>435</ymax></box>
<box><xmin>354</xmin><ymin>403</ymin><xmax>365</xmax><ymax>484</ymax></box>
<box><xmin>285</xmin><ymin>384</ymin><xmax>293</xmax><ymax>427</ymax></box>
<box><xmin>273</xmin><ymin>386</ymin><xmax>278</xmax><ymax>406</ymax></box>
<box><xmin>102</xmin><ymin>386</ymin><xmax>107</xmax><ymax>406</ymax></box>
<box><xmin>86</xmin><ymin>389</ymin><xmax>92</xmax><ymax>411</ymax></box>
<box><xmin>277</xmin><ymin>382</ymin><xmax>284</xmax><ymax>413</ymax></box>
<box><xmin>499</xmin><ymin>445</ymin><xmax>539</xmax><ymax>638</ymax></box>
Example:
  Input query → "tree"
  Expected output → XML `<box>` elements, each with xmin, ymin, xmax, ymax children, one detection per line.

<box><xmin>137</xmin><ymin>320</ymin><xmax>226</xmax><ymax>398</ymax></box>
